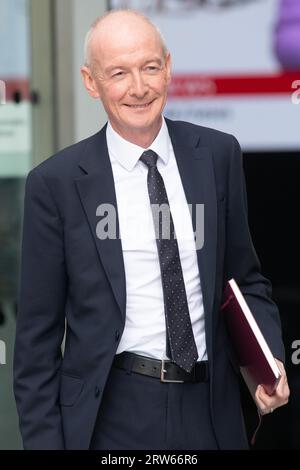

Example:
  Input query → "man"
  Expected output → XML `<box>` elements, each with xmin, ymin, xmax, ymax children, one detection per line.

<box><xmin>14</xmin><ymin>10</ymin><xmax>289</xmax><ymax>450</ymax></box>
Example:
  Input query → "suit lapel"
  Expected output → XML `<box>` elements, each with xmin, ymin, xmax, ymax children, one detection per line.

<box><xmin>75</xmin><ymin>126</ymin><xmax>126</xmax><ymax>320</ymax></box>
<box><xmin>166</xmin><ymin>119</ymin><xmax>218</xmax><ymax>356</ymax></box>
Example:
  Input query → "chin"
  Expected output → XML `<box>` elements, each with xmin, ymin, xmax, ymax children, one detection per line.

<box><xmin>129</xmin><ymin>112</ymin><xmax>161</xmax><ymax>128</ymax></box>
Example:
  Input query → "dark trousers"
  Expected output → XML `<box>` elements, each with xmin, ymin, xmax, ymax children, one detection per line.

<box><xmin>90</xmin><ymin>363</ymin><xmax>218</xmax><ymax>450</ymax></box>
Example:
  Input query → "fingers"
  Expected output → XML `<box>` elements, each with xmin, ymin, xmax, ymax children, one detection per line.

<box><xmin>275</xmin><ymin>360</ymin><xmax>290</xmax><ymax>396</ymax></box>
<box><xmin>255</xmin><ymin>380</ymin><xmax>290</xmax><ymax>415</ymax></box>
<box><xmin>255</xmin><ymin>385</ymin><xmax>274</xmax><ymax>415</ymax></box>
<box><xmin>254</xmin><ymin>361</ymin><xmax>290</xmax><ymax>415</ymax></box>
<box><xmin>276</xmin><ymin>379</ymin><xmax>290</xmax><ymax>405</ymax></box>
<box><xmin>274</xmin><ymin>364</ymin><xmax>290</xmax><ymax>405</ymax></box>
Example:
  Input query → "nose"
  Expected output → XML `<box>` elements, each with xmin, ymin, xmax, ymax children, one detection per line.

<box><xmin>128</xmin><ymin>71</ymin><xmax>148</xmax><ymax>98</ymax></box>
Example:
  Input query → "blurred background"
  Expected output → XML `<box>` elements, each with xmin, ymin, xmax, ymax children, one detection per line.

<box><xmin>0</xmin><ymin>0</ymin><xmax>299</xmax><ymax>449</ymax></box>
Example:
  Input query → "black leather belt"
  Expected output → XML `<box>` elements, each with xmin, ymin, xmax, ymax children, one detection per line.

<box><xmin>113</xmin><ymin>352</ymin><xmax>209</xmax><ymax>383</ymax></box>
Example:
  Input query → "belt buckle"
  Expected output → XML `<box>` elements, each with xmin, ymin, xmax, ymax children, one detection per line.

<box><xmin>160</xmin><ymin>359</ymin><xmax>184</xmax><ymax>383</ymax></box>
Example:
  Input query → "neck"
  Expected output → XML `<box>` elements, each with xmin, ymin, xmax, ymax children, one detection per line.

<box><xmin>110</xmin><ymin>117</ymin><xmax>163</xmax><ymax>149</ymax></box>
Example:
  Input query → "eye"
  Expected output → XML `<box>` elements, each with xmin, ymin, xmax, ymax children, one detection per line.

<box><xmin>145</xmin><ymin>66</ymin><xmax>160</xmax><ymax>72</ymax></box>
<box><xmin>112</xmin><ymin>71</ymin><xmax>125</xmax><ymax>78</ymax></box>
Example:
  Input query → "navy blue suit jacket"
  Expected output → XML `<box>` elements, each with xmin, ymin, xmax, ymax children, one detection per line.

<box><xmin>14</xmin><ymin>119</ymin><xmax>285</xmax><ymax>449</ymax></box>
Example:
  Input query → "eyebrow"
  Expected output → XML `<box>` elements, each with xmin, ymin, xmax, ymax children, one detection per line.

<box><xmin>105</xmin><ymin>57</ymin><xmax>164</xmax><ymax>75</ymax></box>
<box><xmin>144</xmin><ymin>58</ymin><xmax>163</xmax><ymax>66</ymax></box>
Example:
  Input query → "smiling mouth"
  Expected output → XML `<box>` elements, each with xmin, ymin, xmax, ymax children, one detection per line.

<box><xmin>125</xmin><ymin>100</ymin><xmax>154</xmax><ymax>109</ymax></box>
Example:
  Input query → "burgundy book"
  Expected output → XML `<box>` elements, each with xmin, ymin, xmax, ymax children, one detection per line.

<box><xmin>221</xmin><ymin>279</ymin><xmax>281</xmax><ymax>397</ymax></box>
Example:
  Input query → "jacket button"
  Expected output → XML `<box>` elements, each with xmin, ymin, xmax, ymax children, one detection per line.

<box><xmin>115</xmin><ymin>330</ymin><xmax>120</xmax><ymax>342</ymax></box>
<box><xmin>95</xmin><ymin>386</ymin><xmax>100</xmax><ymax>398</ymax></box>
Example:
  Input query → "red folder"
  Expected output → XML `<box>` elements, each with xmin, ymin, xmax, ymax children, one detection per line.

<box><xmin>221</xmin><ymin>279</ymin><xmax>281</xmax><ymax>397</ymax></box>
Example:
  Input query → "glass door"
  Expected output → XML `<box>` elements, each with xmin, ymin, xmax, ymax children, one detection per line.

<box><xmin>0</xmin><ymin>0</ymin><xmax>32</xmax><ymax>449</ymax></box>
<box><xmin>0</xmin><ymin>0</ymin><xmax>54</xmax><ymax>449</ymax></box>
<box><xmin>0</xmin><ymin>0</ymin><xmax>31</xmax><ymax>449</ymax></box>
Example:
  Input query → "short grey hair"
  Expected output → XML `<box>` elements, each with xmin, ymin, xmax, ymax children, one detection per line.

<box><xmin>84</xmin><ymin>9</ymin><xmax>168</xmax><ymax>69</ymax></box>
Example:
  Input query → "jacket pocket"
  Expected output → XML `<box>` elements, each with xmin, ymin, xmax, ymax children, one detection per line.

<box><xmin>59</xmin><ymin>373</ymin><xmax>84</xmax><ymax>407</ymax></box>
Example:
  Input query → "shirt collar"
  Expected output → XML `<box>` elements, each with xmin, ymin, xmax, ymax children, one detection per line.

<box><xmin>106</xmin><ymin>117</ymin><xmax>170</xmax><ymax>171</ymax></box>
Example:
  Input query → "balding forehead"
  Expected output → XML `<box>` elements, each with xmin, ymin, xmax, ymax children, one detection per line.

<box><xmin>97</xmin><ymin>10</ymin><xmax>153</xmax><ymax>30</ymax></box>
<box><xmin>84</xmin><ymin>10</ymin><xmax>167</xmax><ymax>67</ymax></box>
<box><xmin>93</xmin><ymin>12</ymin><xmax>160</xmax><ymax>48</ymax></box>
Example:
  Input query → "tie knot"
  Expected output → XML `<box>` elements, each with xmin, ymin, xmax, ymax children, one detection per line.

<box><xmin>140</xmin><ymin>150</ymin><xmax>158</xmax><ymax>169</ymax></box>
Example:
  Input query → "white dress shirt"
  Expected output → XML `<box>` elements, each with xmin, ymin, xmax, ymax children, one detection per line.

<box><xmin>106</xmin><ymin>118</ymin><xmax>207</xmax><ymax>361</ymax></box>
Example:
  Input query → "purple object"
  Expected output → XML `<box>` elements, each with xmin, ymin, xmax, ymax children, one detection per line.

<box><xmin>221</xmin><ymin>279</ymin><xmax>281</xmax><ymax>397</ymax></box>
<box><xmin>274</xmin><ymin>0</ymin><xmax>300</xmax><ymax>70</ymax></box>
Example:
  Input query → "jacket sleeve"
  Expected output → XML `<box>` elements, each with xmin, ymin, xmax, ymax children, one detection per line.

<box><xmin>14</xmin><ymin>168</ymin><xmax>66</xmax><ymax>449</ymax></box>
<box><xmin>224</xmin><ymin>136</ymin><xmax>285</xmax><ymax>363</ymax></box>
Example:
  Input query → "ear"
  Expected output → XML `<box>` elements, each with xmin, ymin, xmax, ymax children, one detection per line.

<box><xmin>165</xmin><ymin>53</ymin><xmax>172</xmax><ymax>85</ymax></box>
<box><xmin>81</xmin><ymin>66</ymin><xmax>101</xmax><ymax>99</ymax></box>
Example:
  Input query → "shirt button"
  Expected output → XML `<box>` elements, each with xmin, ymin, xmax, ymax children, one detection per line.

<box><xmin>95</xmin><ymin>386</ymin><xmax>100</xmax><ymax>398</ymax></box>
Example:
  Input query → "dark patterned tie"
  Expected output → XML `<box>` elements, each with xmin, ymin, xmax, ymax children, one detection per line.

<box><xmin>140</xmin><ymin>149</ymin><xmax>198</xmax><ymax>373</ymax></box>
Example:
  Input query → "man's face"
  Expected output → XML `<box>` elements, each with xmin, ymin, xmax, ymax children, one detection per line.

<box><xmin>82</xmin><ymin>19</ymin><xmax>171</xmax><ymax>143</ymax></box>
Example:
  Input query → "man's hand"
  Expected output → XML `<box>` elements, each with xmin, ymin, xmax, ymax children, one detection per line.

<box><xmin>254</xmin><ymin>359</ymin><xmax>290</xmax><ymax>415</ymax></box>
